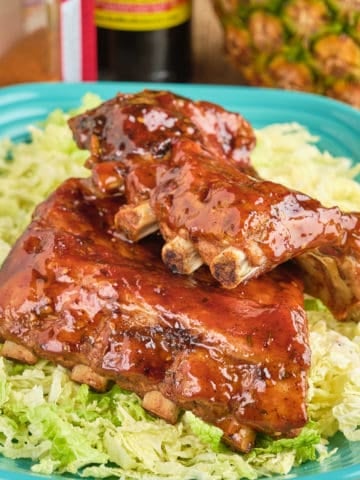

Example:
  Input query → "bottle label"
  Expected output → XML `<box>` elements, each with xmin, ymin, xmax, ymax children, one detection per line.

<box><xmin>95</xmin><ymin>0</ymin><xmax>191</xmax><ymax>31</ymax></box>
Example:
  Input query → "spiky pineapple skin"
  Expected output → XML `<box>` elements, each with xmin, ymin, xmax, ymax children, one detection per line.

<box><xmin>213</xmin><ymin>0</ymin><xmax>360</xmax><ymax>107</ymax></box>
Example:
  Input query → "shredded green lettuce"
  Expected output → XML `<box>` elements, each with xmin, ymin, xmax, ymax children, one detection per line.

<box><xmin>0</xmin><ymin>97</ymin><xmax>359</xmax><ymax>478</ymax></box>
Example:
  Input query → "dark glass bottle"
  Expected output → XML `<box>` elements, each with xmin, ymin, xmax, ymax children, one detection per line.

<box><xmin>95</xmin><ymin>1</ymin><xmax>192</xmax><ymax>83</ymax></box>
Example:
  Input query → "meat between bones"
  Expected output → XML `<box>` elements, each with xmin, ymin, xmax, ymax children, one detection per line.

<box><xmin>0</xmin><ymin>178</ymin><xmax>310</xmax><ymax>452</ymax></box>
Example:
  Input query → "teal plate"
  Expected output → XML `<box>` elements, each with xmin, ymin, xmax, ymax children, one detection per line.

<box><xmin>0</xmin><ymin>82</ymin><xmax>359</xmax><ymax>480</ymax></box>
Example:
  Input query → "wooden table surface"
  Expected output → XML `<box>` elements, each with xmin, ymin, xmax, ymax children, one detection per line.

<box><xmin>192</xmin><ymin>0</ymin><xmax>245</xmax><ymax>85</ymax></box>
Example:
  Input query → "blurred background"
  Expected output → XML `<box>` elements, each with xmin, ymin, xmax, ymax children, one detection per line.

<box><xmin>0</xmin><ymin>0</ymin><xmax>359</xmax><ymax>108</ymax></box>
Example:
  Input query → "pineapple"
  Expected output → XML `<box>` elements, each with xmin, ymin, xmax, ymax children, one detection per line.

<box><xmin>213</xmin><ymin>0</ymin><xmax>360</xmax><ymax>107</ymax></box>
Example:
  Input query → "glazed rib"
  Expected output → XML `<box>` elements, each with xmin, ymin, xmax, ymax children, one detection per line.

<box><xmin>110</xmin><ymin>138</ymin><xmax>348</xmax><ymax>289</ymax></box>
<box><xmin>68</xmin><ymin>91</ymin><xmax>360</xmax><ymax>316</ymax></box>
<box><xmin>0</xmin><ymin>178</ymin><xmax>310</xmax><ymax>451</ymax></box>
<box><xmin>69</xmin><ymin>88</ymin><xmax>257</xmax><ymax>185</ymax></box>
<box><xmin>295</xmin><ymin>212</ymin><xmax>360</xmax><ymax>322</ymax></box>
<box><xmin>68</xmin><ymin>89</ymin><xmax>260</xmax><ymax>282</ymax></box>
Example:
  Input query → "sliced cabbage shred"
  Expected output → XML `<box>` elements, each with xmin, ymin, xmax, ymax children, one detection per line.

<box><xmin>0</xmin><ymin>93</ymin><xmax>99</xmax><ymax>263</ymax></box>
<box><xmin>0</xmin><ymin>98</ymin><xmax>359</xmax><ymax>479</ymax></box>
<box><xmin>251</xmin><ymin>123</ymin><xmax>360</xmax><ymax>212</ymax></box>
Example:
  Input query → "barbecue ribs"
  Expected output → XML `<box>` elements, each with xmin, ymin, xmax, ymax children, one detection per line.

<box><xmin>0</xmin><ymin>178</ymin><xmax>310</xmax><ymax>452</ymax></box>
<box><xmin>69</xmin><ymin>90</ymin><xmax>360</xmax><ymax>320</ymax></box>
<box><xmin>69</xmin><ymin>89</ymin><xmax>257</xmax><ymax>241</ymax></box>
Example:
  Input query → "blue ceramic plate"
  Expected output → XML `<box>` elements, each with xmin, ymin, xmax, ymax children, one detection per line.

<box><xmin>0</xmin><ymin>82</ymin><xmax>359</xmax><ymax>480</ymax></box>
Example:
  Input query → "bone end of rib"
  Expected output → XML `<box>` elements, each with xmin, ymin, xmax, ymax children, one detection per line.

<box><xmin>114</xmin><ymin>202</ymin><xmax>159</xmax><ymax>241</ymax></box>
<box><xmin>1</xmin><ymin>340</ymin><xmax>38</xmax><ymax>365</ymax></box>
<box><xmin>222</xmin><ymin>425</ymin><xmax>256</xmax><ymax>453</ymax></box>
<box><xmin>70</xmin><ymin>364</ymin><xmax>109</xmax><ymax>392</ymax></box>
<box><xmin>210</xmin><ymin>247</ymin><xmax>255</xmax><ymax>288</ymax></box>
<box><xmin>142</xmin><ymin>390</ymin><xmax>180</xmax><ymax>424</ymax></box>
<box><xmin>162</xmin><ymin>236</ymin><xmax>203</xmax><ymax>274</ymax></box>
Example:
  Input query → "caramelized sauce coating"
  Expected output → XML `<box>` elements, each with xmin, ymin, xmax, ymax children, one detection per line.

<box><xmin>0</xmin><ymin>178</ymin><xmax>310</xmax><ymax>446</ymax></box>
<box><xmin>296</xmin><ymin>212</ymin><xmax>360</xmax><ymax>321</ymax></box>
<box><xmin>150</xmin><ymin>139</ymin><xmax>347</xmax><ymax>280</ymax></box>
<box><xmin>69</xmin><ymin>89</ymin><xmax>257</xmax><ymax>203</ymax></box>
<box><xmin>69</xmin><ymin>90</ymin><xmax>360</xmax><ymax>309</ymax></box>
<box><xmin>69</xmin><ymin>89</ymin><xmax>256</xmax><ymax>169</ymax></box>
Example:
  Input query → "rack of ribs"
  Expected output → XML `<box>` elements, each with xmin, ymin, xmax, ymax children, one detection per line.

<box><xmin>0</xmin><ymin>178</ymin><xmax>310</xmax><ymax>452</ymax></box>
<box><xmin>69</xmin><ymin>91</ymin><xmax>360</xmax><ymax>321</ymax></box>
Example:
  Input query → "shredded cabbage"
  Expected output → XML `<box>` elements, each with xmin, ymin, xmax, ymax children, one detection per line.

<box><xmin>0</xmin><ymin>98</ymin><xmax>359</xmax><ymax>478</ymax></box>
<box><xmin>252</xmin><ymin>123</ymin><xmax>360</xmax><ymax>212</ymax></box>
<box><xmin>0</xmin><ymin>93</ymin><xmax>100</xmax><ymax>263</ymax></box>
<box><xmin>307</xmin><ymin>308</ymin><xmax>360</xmax><ymax>441</ymax></box>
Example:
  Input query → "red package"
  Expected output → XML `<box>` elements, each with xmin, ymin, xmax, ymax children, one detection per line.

<box><xmin>60</xmin><ymin>0</ymin><xmax>97</xmax><ymax>81</ymax></box>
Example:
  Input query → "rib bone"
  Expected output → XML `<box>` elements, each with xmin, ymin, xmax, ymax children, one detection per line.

<box><xmin>210</xmin><ymin>247</ymin><xmax>260</xmax><ymax>289</ymax></box>
<box><xmin>71</xmin><ymin>364</ymin><xmax>109</xmax><ymax>392</ymax></box>
<box><xmin>217</xmin><ymin>416</ymin><xmax>256</xmax><ymax>452</ymax></box>
<box><xmin>162</xmin><ymin>236</ymin><xmax>203</xmax><ymax>274</ymax></box>
<box><xmin>222</xmin><ymin>425</ymin><xmax>257</xmax><ymax>453</ymax></box>
<box><xmin>114</xmin><ymin>202</ymin><xmax>159</xmax><ymax>242</ymax></box>
<box><xmin>142</xmin><ymin>391</ymin><xmax>180</xmax><ymax>424</ymax></box>
<box><xmin>115</xmin><ymin>203</ymin><xmax>266</xmax><ymax>286</ymax></box>
<box><xmin>1</xmin><ymin>340</ymin><xmax>37</xmax><ymax>365</ymax></box>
